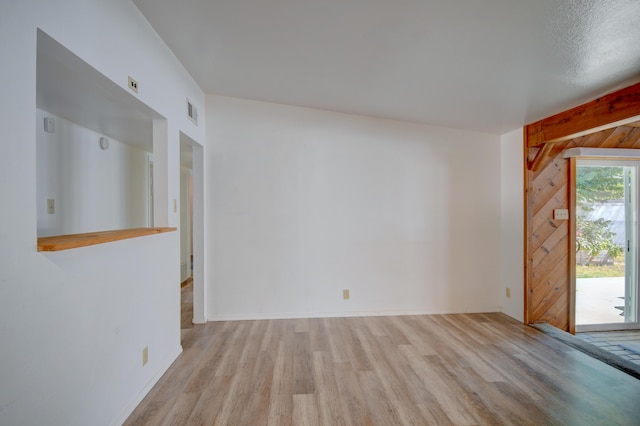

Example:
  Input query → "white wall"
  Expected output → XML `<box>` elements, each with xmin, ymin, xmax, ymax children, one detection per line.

<box><xmin>500</xmin><ymin>128</ymin><xmax>525</xmax><ymax>321</ymax></box>
<box><xmin>37</xmin><ymin>110</ymin><xmax>150</xmax><ymax>237</ymax></box>
<box><xmin>206</xmin><ymin>96</ymin><xmax>503</xmax><ymax>320</ymax></box>
<box><xmin>0</xmin><ymin>1</ymin><xmax>204</xmax><ymax>425</ymax></box>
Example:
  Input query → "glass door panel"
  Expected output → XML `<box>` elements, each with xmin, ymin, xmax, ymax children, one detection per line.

<box><xmin>575</xmin><ymin>160</ymin><xmax>638</xmax><ymax>330</ymax></box>
<box><xmin>624</xmin><ymin>166</ymin><xmax>638</xmax><ymax>323</ymax></box>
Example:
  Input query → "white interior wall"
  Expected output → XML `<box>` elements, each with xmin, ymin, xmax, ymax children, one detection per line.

<box><xmin>500</xmin><ymin>128</ymin><xmax>525</xmax><ymax>321</ymax></box>
<box><xmin>36</xmin><ymin>110</ymin><xmax>150</xmax><ymax>237</ymax></box>
<box><xmin>206</xmin><ymin>96</ymin><xmax>503</xmax><ymax>320</ymax></box>
<box><xmin>0</xmin><ymin>1</ymin><xmax>204</xmax><ymax>425</ymax></box>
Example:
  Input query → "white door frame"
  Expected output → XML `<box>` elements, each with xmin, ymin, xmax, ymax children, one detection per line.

<box><xmin>180</xmin><ymin>132</ymin><xmax>206</xmax><ymax>324</ymax></box>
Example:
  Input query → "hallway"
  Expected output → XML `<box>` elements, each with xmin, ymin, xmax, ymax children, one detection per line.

<box><xmin>181</xmin><ymin>279</ymin><xmax>193</xmax><ymax>332</ymax></box>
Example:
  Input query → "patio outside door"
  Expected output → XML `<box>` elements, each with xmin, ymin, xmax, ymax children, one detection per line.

<box><xmin>575</xmin><ymin>160</ymin><xmax>639</xmax><ymax>331</ymax></box>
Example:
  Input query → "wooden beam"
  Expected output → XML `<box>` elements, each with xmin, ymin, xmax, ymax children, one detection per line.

<box><xmin>526</xmin><ymin>82</ymin><xmax>640</xmax><ymax>147</ymax></box>
<box><xmin>527</xmin><ymin>142</ymin><xmax>555</xmax><ymax>172</ymax></box>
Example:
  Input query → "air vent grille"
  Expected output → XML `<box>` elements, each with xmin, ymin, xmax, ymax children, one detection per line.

<box><xmin>186</xmin><ymin>98</ymin><xmax>198</xmax><ymax>125</ymax></box>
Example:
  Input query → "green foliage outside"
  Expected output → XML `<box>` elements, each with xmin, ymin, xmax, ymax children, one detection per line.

<box><xmin>576</xmin><ymin>216</ymin><xmax>623</xmax><ymax>263</ymax></box>
<box><xmin>575</xmin><ymin>165</ymin><xmax>625</xmax><ymax>277</ymax></box>
<box><xmin>576</xmin><ymin>166</ymin><xmax>624</xmax><ymax>207</ymax></box>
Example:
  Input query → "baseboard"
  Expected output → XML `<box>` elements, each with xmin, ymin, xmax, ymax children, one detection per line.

<box><xmin>205</xmin><ymin>308</ymin><xmax>501</xmax><ymax>322</ymax></box>
<box><xmin>500</xmin><ymin>307</ymin><xmax>524</xmax><ymax>323</ymax></box>
<box><xmin>111</xmin><ymin>344</ymin><xmax>183</xmax><ymax>426</ymax></box>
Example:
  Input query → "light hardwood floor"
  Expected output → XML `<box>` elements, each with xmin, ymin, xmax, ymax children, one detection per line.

<box><xmin>125</xmin><ymin>313</ymin><xmax>640</xmax><ymax>425</ymax></box>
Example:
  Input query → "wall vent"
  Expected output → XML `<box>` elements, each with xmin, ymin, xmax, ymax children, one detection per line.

<box><xmin>186</xmin><ymin>98</ymin><xmax>198</xmax><ymax>125</ymax></box>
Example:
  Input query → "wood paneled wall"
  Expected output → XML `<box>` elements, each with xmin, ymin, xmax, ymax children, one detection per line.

<box><xmin>525</xmin><ymin>127</ymin><xmax>640</xmax><ymax>331</ymax></box>
<box><xmin>523</xmin><ymin>82</ymin><xmax>640</xmax><ymax>332</ymax></box>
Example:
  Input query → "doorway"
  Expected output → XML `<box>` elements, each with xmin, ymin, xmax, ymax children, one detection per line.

<box><xmin>179</xmin><ymin>132</ymin><xmax>205</xmax><ymax>330</ymax></box>
<box><xmin>179</xmin><ymin>163</ymin><xmax>193</xmax><ymax>330</ymax></box>
<box><xmin>575</xmin><ymin>159</ymin><xmax>639</xmax><ymax>331</ymax></box>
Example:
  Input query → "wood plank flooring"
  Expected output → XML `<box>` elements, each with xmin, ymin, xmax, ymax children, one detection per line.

<box><xmin>125</xmin><ymin>313</ymin><xmax>640</xmax><ymax>425</ymax></box>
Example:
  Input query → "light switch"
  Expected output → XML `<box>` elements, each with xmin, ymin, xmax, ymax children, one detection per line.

<box><xmin>47</xmin><ymin>199</ymin><xmax>55</xmax><ymax>214</ymax></box>
<box><xmin>554</xmin><ymin>209</ymin><xmax>569</xmax><ymax>220</ymax></box>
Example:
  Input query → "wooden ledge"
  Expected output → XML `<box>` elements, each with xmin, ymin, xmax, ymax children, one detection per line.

<box><xmin>37</xmin><ymin>227</ymin><xmax>177</xmax><ymax>252</ymax></box>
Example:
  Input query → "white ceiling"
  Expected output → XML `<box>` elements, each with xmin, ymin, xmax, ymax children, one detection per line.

<box><xmin>133</xmin><ymin>0</ymin><xmax>640</xmax><ymax>134</ymax></box>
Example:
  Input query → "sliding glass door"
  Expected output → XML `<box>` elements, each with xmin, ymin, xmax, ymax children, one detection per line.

<box><xmin>575</xmin><ymin>160</ymin><xmax>639</xmax><ymax>331</ymax></box>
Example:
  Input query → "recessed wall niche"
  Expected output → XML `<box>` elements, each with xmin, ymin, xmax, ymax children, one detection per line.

<box><xmin>36</xmin><ymin>29</ymin><xmax>166</xmax><ymax>238</ymax></box>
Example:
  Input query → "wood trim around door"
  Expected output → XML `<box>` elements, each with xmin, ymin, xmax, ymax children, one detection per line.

<box><xmin>523</xmin><ymin>127</ymin><xmax>531</xmax><ymax>325</ymax></box>
<box><xmin>568</xmin><ymin>157</ymin><xmax>577</xmax><ymax>334</ymax></box>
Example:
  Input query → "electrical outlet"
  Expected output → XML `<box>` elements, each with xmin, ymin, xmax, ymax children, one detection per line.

<box><xmin>47</xmin><ymin>199</ymin><xmax>55</xmax><ymax>214</ymax></box>
<box><xmin>128</xmin><ymin>76</ymin><xmax>138</xmax><ymax>93</ymax></box>
<box><xmin>343</xmin><ymin>289</ymin><xmax>350</xmax><ymax>300</ymax></box>
<box><xmin>142</xmin><ymin>346</ymin><xmax>148</xmax><ymax>366</ymax></box>
<box><xmin>506</xmin><ymin>287</ymin><xmax>511</xmax><ymax>298</ymax></box>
